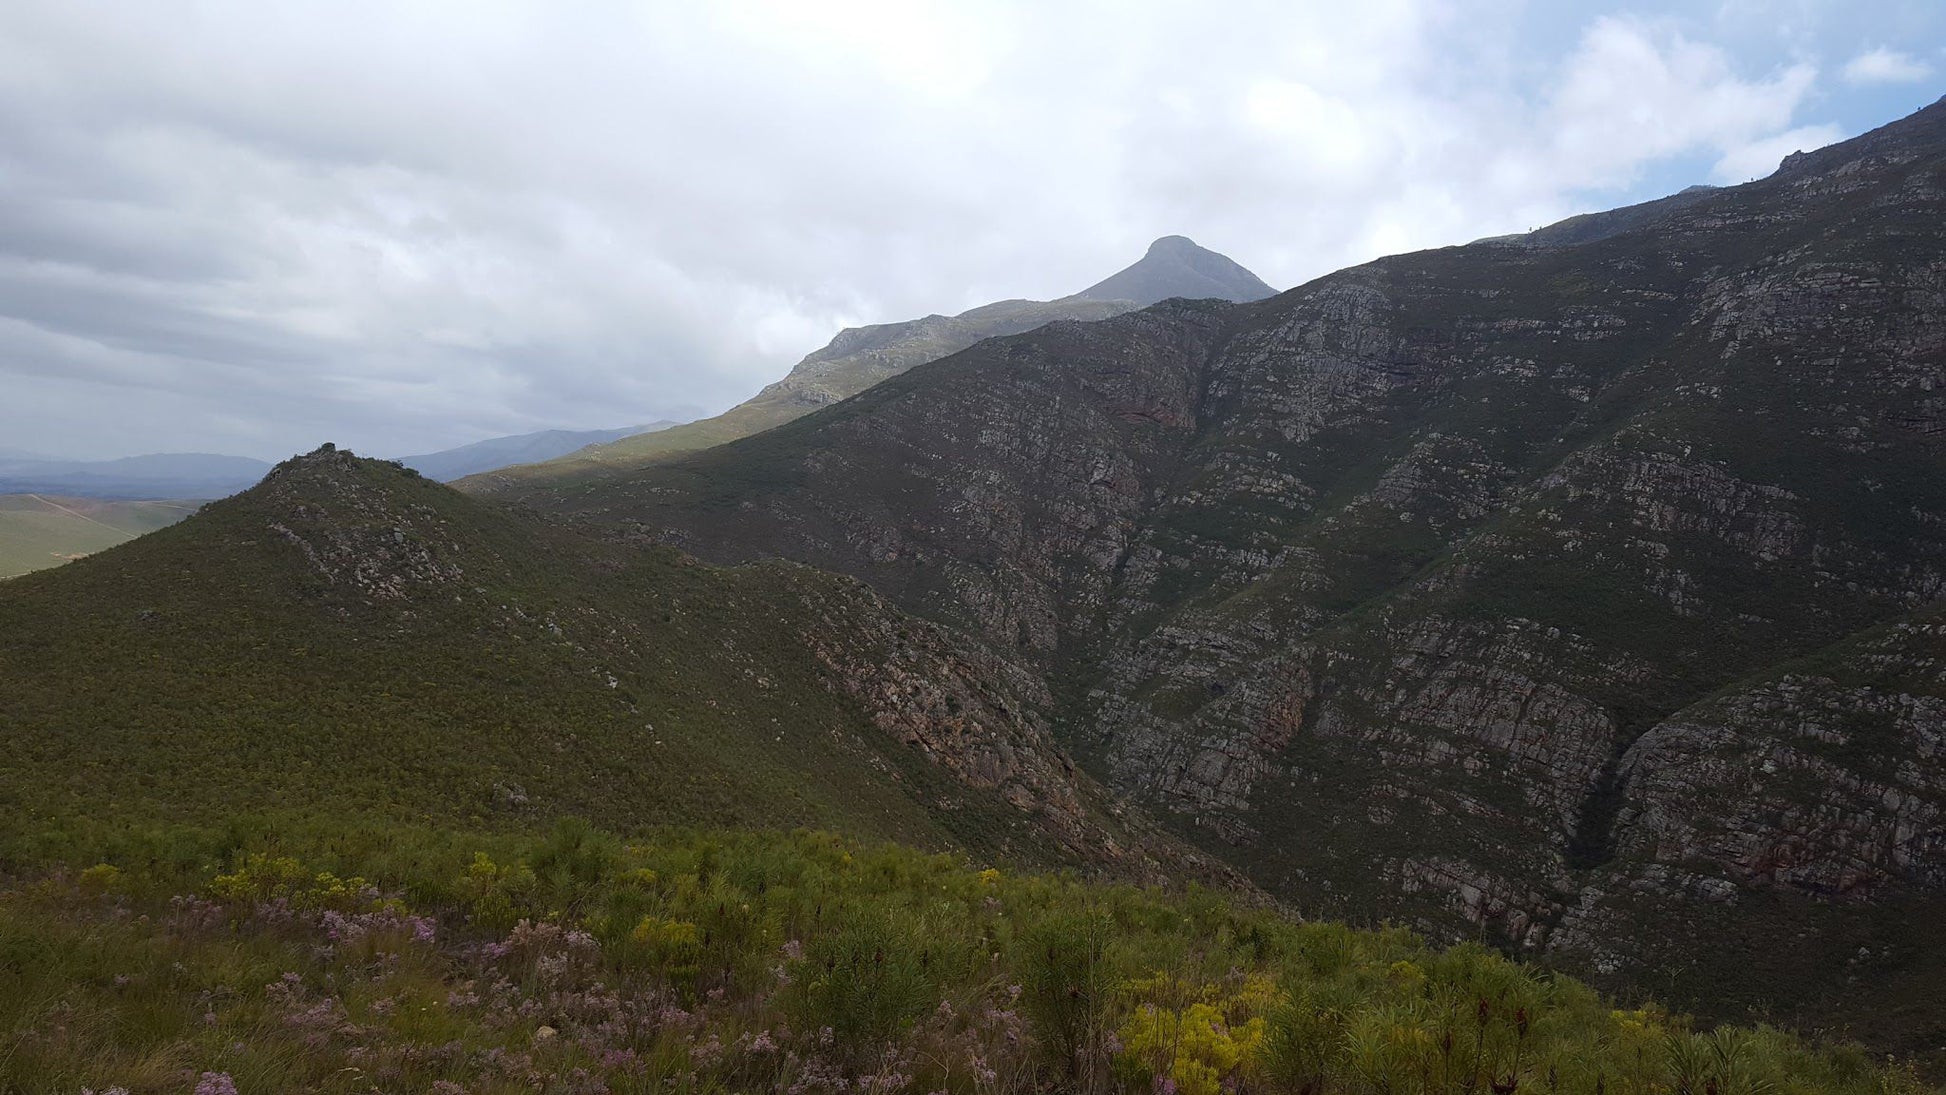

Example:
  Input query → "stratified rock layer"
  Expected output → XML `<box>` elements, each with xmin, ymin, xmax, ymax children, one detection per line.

<box><xmin>521</xmin><ymin>100</ymin><xmax>1946</xmax><ymax>1052</ymax></box>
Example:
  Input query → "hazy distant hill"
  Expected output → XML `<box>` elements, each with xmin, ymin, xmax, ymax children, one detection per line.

<box><xmin>464</xmin><ymin>236</ymin><xmax>1276</xmax><ymax>489</ymax></box>
<box><xmin>395</xmin><ymin>422</ymin><xmax>675</xmax><ymax>481</ymax></box>
<box><xmin>0</xmin><ymin>453</ymin><xmax>272</xmax><ymax>499</ymax></box>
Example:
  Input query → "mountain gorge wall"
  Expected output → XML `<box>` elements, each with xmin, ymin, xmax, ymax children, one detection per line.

<box><xmin>524</xmin><ymin>100</ymin><xmax>1946</xmax><ymax>1044</ymax></box>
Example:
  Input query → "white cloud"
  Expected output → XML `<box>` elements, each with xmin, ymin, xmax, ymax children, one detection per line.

<box><xmin>1843</xmin><ymin>47</ymin><xmax>1932</xmax><ymax>84</ymax></box>
<box><xmin>1545</xmin><ymin>16</ymin><xmax>1817</xmax><ymax>188</ymax></box>
<box><xmin>1710</xmin><ymin>123</ymin><xmax>1846</xmax><ymax>182</ymax></box>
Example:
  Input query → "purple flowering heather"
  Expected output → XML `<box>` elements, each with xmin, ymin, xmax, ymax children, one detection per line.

<box><xmin>193</xmin><ymin>1073</ymin><xmax>239</xmax><ymax>1095</ymax></box>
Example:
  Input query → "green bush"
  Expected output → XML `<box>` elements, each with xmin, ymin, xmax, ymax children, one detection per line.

<box><xmin>0</xmin><ymin>820</ymin><xmax>1930</xmax><ymax>1095</ymax></box>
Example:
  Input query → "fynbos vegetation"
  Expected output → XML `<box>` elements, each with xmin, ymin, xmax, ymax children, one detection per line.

<box><xmin>5</xmin><ymin>824</ymin><xmax>1926</xmax><ymax>1094</ymax></box>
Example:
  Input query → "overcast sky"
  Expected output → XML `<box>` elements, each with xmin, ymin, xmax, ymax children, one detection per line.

<box><xmin>0</xmin><ymin>1</ymin><xmax>1940</xmax><ymax>460</ymax></box>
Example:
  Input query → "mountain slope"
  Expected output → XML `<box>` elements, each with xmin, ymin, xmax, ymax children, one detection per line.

<box><xmin>511</xmin><ymin>99</ymin><xmax>1946</xmax><ymax>1054</ymax></box>
<box><xmin>0</xmin><ymin>447</ymin><xmax>1193</xmax><ymax>879</ymax></box>
<box><xmin>395</xmin><ymin>421</ymin><xmax>675</xmax><ymax>481</ymax></box>
<box><xmin>465</xmin><ymin>237</ymin><xmax>1274</xmax><ymax>489</ymax></box>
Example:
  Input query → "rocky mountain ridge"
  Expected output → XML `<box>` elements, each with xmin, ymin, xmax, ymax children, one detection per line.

<box><xmin>507</xmin><ymin>99</ymin><xmax>1946</xmax><ymax>1056</ymax></box>
<box><xmin>464</xmin><ymin>236</ymin><xmax>1275</xmax><ymax>488</ymax></box>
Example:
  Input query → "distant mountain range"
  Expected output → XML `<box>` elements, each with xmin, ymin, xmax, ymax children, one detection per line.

<box><xmin>0</xmin><ymin>453</ymin><xmax>274</xmax><ymax>500</ymax></box>
<box><xmin>464</xmin><ymin>235</ymin><xmax>1277</xmax><ymax>488</ymax></box>
<box><xmin>0</xmin><ymin>424</ymin><xmax>678</xmax><ymax>504</ymax></box>
<box><xmin>0</xmin><ymin>426</ymin><xmax>675</xmax><ymax>576</ymax></box>
<box><xmin>394</xmin><ymin>422</ymin><xmax>676</xmax><ymax>481</ymax></box>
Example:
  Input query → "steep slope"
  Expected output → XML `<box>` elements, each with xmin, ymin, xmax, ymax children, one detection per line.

<box><xmin>394</xmin><ymin>421</ymin><xmax>675</xmax><ymax>480</ymax></box>
<box><xmin>517</xmin><ymin>99</ymin><xmax>1946</xmax><ymax>1052</ymax></box>
<box><xmin>0</xmin><ymin>447</ymin><xmax>1190</xmax><ymax>879</ymax></box>
<box><xmin>465</xmin><ymin>237</ymin><xmax>1273</xmax><ymax>488</ymax></box>
<box><xmin>0</xmin><ymin>494</ymin><xmax>198</xmax><ymax>577</ymax></box>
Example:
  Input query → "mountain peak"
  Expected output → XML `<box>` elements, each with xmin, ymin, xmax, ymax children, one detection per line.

<box><xmin>1067</xmin><ymin>236</ymin><xmax>1277</xmax><ymax>307</ymax></box>
<box><xmin>1146</xmin><ymin>234</ymin><xmax>1200</xmax><ymax>255</ymax></box>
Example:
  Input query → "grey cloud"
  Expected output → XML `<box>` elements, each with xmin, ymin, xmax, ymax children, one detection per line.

<box><xmin>0</xmin><ymin>0</ymin><xmax>1895</xmax><ymax>460</ymax></box>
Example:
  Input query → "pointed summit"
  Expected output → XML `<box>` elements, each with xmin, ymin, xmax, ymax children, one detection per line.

<box><xmin>1066</xmin><ymin>235</ymin><xmax>1277</xmax><ymax>307</ymax></box>
<box><xmin>469</xmin><ymin>236</ymin><xmax>1279</xmax><ymax>490</ymax></box>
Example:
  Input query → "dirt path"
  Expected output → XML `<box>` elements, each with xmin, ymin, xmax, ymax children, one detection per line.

<box><xmin>27</xmin><ymin>494</ymin><xmax>132</xmax><ymax>534</ymax></box>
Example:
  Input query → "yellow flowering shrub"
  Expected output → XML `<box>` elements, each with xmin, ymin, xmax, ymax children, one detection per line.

<box><xmin>77</xmin><ymin>863</ymin><xmax>122</xmax><ymax>895</ymax></box>
<box><xmin>1117</xmin><ymin>975</ymin><xmax>1277</xmax><ymax>1095</ymax></box>
<box><xmin>631</xmin><ymin>915</ymin><xmax>700</xmax><ymax>955</ymax></box>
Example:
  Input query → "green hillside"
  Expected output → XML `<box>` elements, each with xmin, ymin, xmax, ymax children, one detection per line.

<box><xmin>0</xmin><ymin>494</ymin><xmax>197</xmax><ymax>578</ymax></box>
<box><xmin>4</xmin><ymin>823</ymin><xmax>1927</xmax><ymax>1095</ymax></box>
<box><xmin>0</xmin><ymin>447</ymin><xmax>1152</xmax><ymax>875</ymax></box>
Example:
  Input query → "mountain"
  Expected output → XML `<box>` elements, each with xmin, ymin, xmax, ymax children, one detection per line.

<box><xmin>0</xmin><ymin>452</ymin><xmax>272</xmax><ymax>499</ymax></box>
<box><xmin>394</xmin><ymin>421</ymin><xmax>676</xmax><ymax>481</ymax></box>
<box><xmin>0</xmin><ymin>445</ymin><xmax>1206</xmax><ymax>881</ymax></box>
<box><xmin>1067</xmin><ymin>233</ymin><xmax>1276</xmax><ymax>306</ymax></box>
<box><xmin>499</xmin><ymin>99</ymin><xmax>1946</xmax><ymax>1059</ymax></box>
<box><xmin>0</xmin><ymin>428</ymin><xmax>680</xmax><ymax>575</ymax></box>
<box><xmin>464</xmin><ymin>236</ymin><xmax>1275</xmax><ymax>488</ymax></box>
<box><xmin>0</xmin><ymin>495</ymin><xmax>200</xmax><ymax>578</ymax></box>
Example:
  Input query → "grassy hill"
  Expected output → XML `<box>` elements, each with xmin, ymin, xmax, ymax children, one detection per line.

<box><xmin>0</xmin><ymin>447</ymin><xmax>1163</xmax><ymax>877</ymax></box>
<box><xmin>0</xmin><ymin>494</ymin><xmax>199</xmax><ymax>578</ymax></box>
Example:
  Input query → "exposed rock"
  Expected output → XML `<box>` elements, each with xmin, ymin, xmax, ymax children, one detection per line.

<box><xmin>514</xmin><ymin>99</ymin><xmax>1946</xmax><ymax>1054</ymax></box>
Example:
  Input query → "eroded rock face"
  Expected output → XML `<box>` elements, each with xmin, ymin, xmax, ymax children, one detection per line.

<box><xmin>533</xmin><ymin>99</ymin><xmax>1946</xmax><ymax>1042</ymax></box>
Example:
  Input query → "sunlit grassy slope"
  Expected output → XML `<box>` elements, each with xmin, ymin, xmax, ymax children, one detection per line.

<box><xmin>0</xmin><ymin>494</ymin><xmax>198</xmax><ymax>577</ymax></box>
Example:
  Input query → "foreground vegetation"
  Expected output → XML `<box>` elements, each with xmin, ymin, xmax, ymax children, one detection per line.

<box><xmin>1</xmin><ymin>821</ymin><xmax>1928</xmax><ymax>1095</ymax></box>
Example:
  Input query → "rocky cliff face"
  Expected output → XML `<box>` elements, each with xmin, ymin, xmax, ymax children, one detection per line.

<box><xmin>522</xmin><ymin>99</ymin><xmax>1946</xmax><ymax>1054</ymax></box>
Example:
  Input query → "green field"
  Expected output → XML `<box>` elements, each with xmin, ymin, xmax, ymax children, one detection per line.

<box><xmin>0</xmin><ymin>494</ymin><xmax>199</xmax><ymax>578</ymax></box>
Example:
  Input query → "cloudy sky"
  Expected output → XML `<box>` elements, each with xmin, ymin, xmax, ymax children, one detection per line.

<box><xmin>0</xmin><ymin>1</ymin><xmax>1939</xmax><ymax>460</ymax></box>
